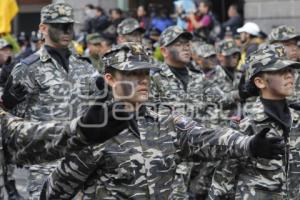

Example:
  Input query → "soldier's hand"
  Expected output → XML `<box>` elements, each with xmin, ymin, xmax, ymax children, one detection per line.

<box><xmin>78</xmin><ymin>100</ymin><xmax>131</xmax><ymax>144</ymax></box>
<box><xmin>2</xmin><ymin>77</ymin><xmax>27</xmax><ymax>109</ymax></box>
<box><xmin>249</xmin><ymin>128</ymin><xmax>285</xmax><ymax>160</ymax></box>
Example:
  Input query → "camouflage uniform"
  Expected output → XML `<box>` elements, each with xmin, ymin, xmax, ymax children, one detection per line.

<box><xmin>86</xmin><ymin>33</ymin><xmax>104</xmax><ymax>73</ymax></box>
<box><xmin>40</xmin><ymin>43</ymin><xmax>268</xmax><ymax>200</ymax></box>
<box><xmin>3</xmin><ymin>3</ymin><xmax>100</xmax><ymax>199</ymax></box>
<box><xmin>268</xmin><ymin>25</ymin><xmax>300</xmax><ymax>103</ymax></box>
<box><xmin>0</xmin><ymin>38</ymin><xmax>12</xmax><ymax>96</ymax></box>
<box><xmin>209</xmin><ymin>44</ymin><xmax>300</xmax><ymax>200</ymax></box>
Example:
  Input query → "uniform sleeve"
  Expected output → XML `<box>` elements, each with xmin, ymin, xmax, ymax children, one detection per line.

<box><xmin>0</xmin><ymin>109</ymin><xmax>91</xmax><ymax>165</ymax></box>
<box><xmin>40</xmin><ymin>148</ymin><xmax>98</xmax><ymax>200</ymax></box>
<box><xmin>173</xmin><ymin>114</ymin><xmax>253</xmax><ymax>160</ymax></box>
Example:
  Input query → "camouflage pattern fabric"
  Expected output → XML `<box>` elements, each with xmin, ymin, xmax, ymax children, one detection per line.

<box><xmin>86</xmin><ymin>33</ymin><xmax>103</xmax><ymax>44</ymax></box>
<box><xmin>117</xmin><ymin>18</ymin><xmax>145</xmax><ymax>35</ymax></box>
<box><xmin>159</xmin><ymin>26</ymin><xmax>193</xmax><ymax>47</ymax></box>
<box><xmin>41</xmin><ymin>106</ymin><xmax>255</xmax><ymax>200</ymax></box>
<box><xmin>268</xmin><ymin>25</ymin><xmax>300</xmax><ymax>43</ymax></box>
<box><xmin>195</xmin><ymin>43</ymin><xmax>216</xmax><ymax>58</ymax></box>
<box><xmin>216</xmin><ymin>39</ymin><xmax>240</xmax><ymax>56</ymax></box>
<box><xmin>102</xmin><ymin>42</ymin><xmax>158</xmax><ymax>71</ymax></box>
<box><xmin>6</xmin><ymin>45</ymin><xmax>99</xmax><ymax>198</ymax></box>
<box><xmin>210</xmin><ymin>99</ymin><xmax>300</xmax><ymax>200</ymax></box>
<box><xmin>40</xmin><ymin>2</ymin><xmax>76</xmax><ymax>24</ymax></box>
<box><xmin>245</xmin><ymin>43</ymin><xmax>299</xmax><ymax>81</ymax></box>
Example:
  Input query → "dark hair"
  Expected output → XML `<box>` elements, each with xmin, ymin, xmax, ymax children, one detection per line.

<box><xmin>102</xmin><ymin>37</ymin><xmax>113</xmax><ymax>47</ymax></box>
<box><xmin>104</xmin><ymin>66</ymin><xmax>118</xmax><ymax>75</ymax></box>
<box><xmin>85</xmin><ymin>4</ymin><xmax>94</xmax><ymax>9</ymax></box>
<box><xmin>110</xmin><ymin>8</ymin><xmax>123</xmax><ymax>16</ymax></box>
<box><xmin>95</xmin><ymin>6</ymin><xmax>105</xmax><ymax>14</ymax></box>
<box><xmin>201</xmin><ymin>0</ymin><xmax>212</xmax><ymax>10</ymax></box>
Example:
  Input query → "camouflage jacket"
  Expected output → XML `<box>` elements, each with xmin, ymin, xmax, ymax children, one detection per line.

<box><xmin>209</xmin><ymin>99</ymin><xmax>300</xmax><ymax>200</ymax></box>
<box><xmin>151</xmin><ymin>63</ymin><xmax>241</xmax><ymax>128</ymax></box>
<box><xmin>7</xmin><ymin>45</ymin><xmax>99</xmax><ymax>121</ymax></box>
<box><xmin>40</xmin><ymin>106</ymin><xmax>255</xmax><ymax>200</ymax></box>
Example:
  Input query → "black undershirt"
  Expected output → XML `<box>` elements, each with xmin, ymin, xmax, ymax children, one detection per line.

<box><xmin>261</xmin><ymin>98</ymin><xmax>292</xmax><ymax>133</ymax></box>
<box><xmin>45</xmin><ymin>45</ymin><xmax>71</xmax><ymax>73</ymax></box>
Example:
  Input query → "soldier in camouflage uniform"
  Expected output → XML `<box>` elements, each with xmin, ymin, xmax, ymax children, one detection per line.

<box><xmin>2</xmin><ymin>2</ymin><xmax>100</xmax><ymax>199</ymax></box>
<box><xmin>268</xmin><ymin>25</ymin><xmax>300</xmax><ymax>103</ymax></box>
<box><xmin>0</xmin><ymin>96</ymin><xmax>129</xmax><ymax>199</ymax></box>
<box><xmin>39</xmin><ymin>42</ymin><xmax>285</xmax><ymax>200</ymax></box>
<box><xmin>209</xmin><ymin>44</ymin><xmax>300</xmax><ymax>200</ymax></box>
<box><xmin>117</xmin><ymin>17</ymin><xmax>145</xmax><ymax>44</ymax></box>
<box><xmin>86</xmin><ymin>33</ymin><xmax>104</xmax><ymax>72</ymax></box>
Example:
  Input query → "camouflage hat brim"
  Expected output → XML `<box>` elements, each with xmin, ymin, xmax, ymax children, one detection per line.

<box><xmin>271</xmin><ymin>34</ymin><xmax>300</xmax><ymax>42</ymax></box>
<box><xmin>164</xmin><ymin>32</ymin><xmax>193</xmax><ymax>47</ymax></box>
<box><xmin>201</xmin><ymin>52</ymin><xmax>216</xmax><ymax>58</ymax></box>
<box><xmin>221</xmin><ymin>48</ymin><xmax>240</xmax><ymax>56</ymax></box>
<box><xmin>259</xmin><ymin>60</ymin><xmax>300</xmax><ymax>75</ymax></box>
<box><xmin>112</xmin><ymin>61</ymin><xmax>159</xmax><ymax>71</ymax></box>
<box><xmin>44</xmin><ymin>18</ymin><xmax>79</xmax><ymax>24</ymax></box>
<box><xmin>88</xmin><ymin>38</ymin><xmax>103</xmax><ymax>44</ymax></box>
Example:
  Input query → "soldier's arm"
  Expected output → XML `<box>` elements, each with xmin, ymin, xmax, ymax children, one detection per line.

<box><xmin>173</xmin><ymin>114</ymin><xmax>284</xmax><ymax>161</ymax></box>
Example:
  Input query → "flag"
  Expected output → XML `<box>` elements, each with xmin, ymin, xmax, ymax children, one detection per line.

<box><xmin>0</xmin><ymin>0</ymin><xmax>19</xmax><ymax>33</ymax></box>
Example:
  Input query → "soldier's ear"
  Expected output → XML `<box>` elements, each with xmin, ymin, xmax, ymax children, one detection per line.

<box><xmin>160</xmin><ymin>46</ymin><xmax>168</xmax><ymax>57</ymax></box>
<box><xmin>253</xmin><ymin>76</ymin><xmax>266</xmax><ymax>90</ymax></box>
<box><xmin>39</xmin><ymin>23</ymin><xmax>48</xmax><ymax>36</ymax></box>
<box><xmin>104</xmin><ymin>73</ymin><xmax>115</xmax><ymax>88</ymax></box>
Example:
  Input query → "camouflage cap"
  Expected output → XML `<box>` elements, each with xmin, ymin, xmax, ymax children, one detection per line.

<box><xmin>102</xmin><ymin>42</ymin><xmax>158</xmax><ymax>71</ymax></box>
<box><xmin>246</xmin><ymin>44</ymin><xmax>300</xmax><ymax>81</ymax></box>
<box><xmin>159</xmin><ymin>26</ymin><xmax>193</xmax><ymax>47</ymax></box>
<box><xmin>195</xmin><ymin>44</ymin><xmax>216</xmax><ymax>58</ymax></box>
<box><xmin>117</xmin><ymin>18</ymin><xmax>145</xmax><ymax>35</ymax></box>
<box><xmin>86</xmin><ymin>33</ymin><xmax>103</xmax><ymax>44</ymax></box>
<box><xmin>216</xmin><ymin>39</ymin><xmax>240</xmax><ymax>56</ymax></box>
<box><xmin>268</xmin><ymin>25</ymin><xmax>300</xmax><ymax>43</ymax></box>
<box><xmin>0</xmin><ymin>38</ymin><xmax>12</xmax><ymax>49</ymax></box>
<box><xmin>41</xmin><ymin>3</ymin><xmax>76</xmax><ymax>24</ymax></box>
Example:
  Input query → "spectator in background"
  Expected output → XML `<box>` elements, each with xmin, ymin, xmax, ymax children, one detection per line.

<box><xmin>189</xmin><ymin>0</ymin><xmax>220</xmax><ymax>43</ymax></box>
<box><xmin>236</xmin><ymin>22</ymin><xmax>261</xmax><ymax>69</ymax></box>
<box><xmin>150</xmin><ymin>7</ymin><xmax>174</xmax><ymax>33</ymax></box>
<box><xmin>16</xmin><ymin>32</ymin><xmax>34</xmax><ymax>60</ymax></box>
<box><xmin>174</xmin><ymin>0</ymin><xmax>196</xmax><ymax>30</ymax></box>
<box><xmin>137</xmin><ymin>5</ymin><xmax>151</xmax><ymax>34</ymax></box>
<box><xmin>91</xmin><ymin>6</ymin><xmax>110</xmax><ymax>34</ymax></box>
<box><xmin>82</xmin><ymin>4</ymin><xmax>96</xmax><ymax>34</ymax></box>
<box><xmin>222</xmin><ymin>4</ymin><xmax>243</xmax><ymax>36</ymax></box>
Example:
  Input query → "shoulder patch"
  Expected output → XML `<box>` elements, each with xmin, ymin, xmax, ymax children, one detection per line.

<box><xmin>21</xmin><ymin>53</ymin><xmax>39</xmax><ymax>65</ymax></box>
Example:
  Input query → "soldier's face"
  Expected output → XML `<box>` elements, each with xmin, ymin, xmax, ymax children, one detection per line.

<box><xmin>106</xmin><ymin>69</ymin><xmax>150</xmax><ymax>104</ymax></box>
<box><xmin>218</xmin><ymin>53</ymin><xmax>240</xmax><ymax>68</ymax></box>
<box><xmin>255</xmin><ymin>67</ymin><xmax>296</xmax><ymax>99</ymax></box>
<box><xmin>282</xmin><ymin>39</ymin><xmax>300</xmax><ymax>61</ymax></box>
<box><xmin>47</xmin><ymin>23</ymin><xmax>74</xmax><ymax>48</ymax></box>
<box><xmin>201</xmin><ymin>55</ymin><xmax>218</xmax><ymax>69</ymax></box>
<box><xmin>167</xmin><ymin>37</ymin><xmax>191</xmax><ymax>64</ymax></box>
<box><xmin>0</xmin><ymin>47</ymin><xmax>13</xmax><ymax>64</ymax></box>
<box><xmin>88</xmin><ymin>42</ymin><xmax>101</xmax><ymax>56</ymax></box>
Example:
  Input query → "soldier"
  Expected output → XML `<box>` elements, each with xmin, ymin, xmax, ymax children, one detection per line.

<box><xmin>268</xmin><ymin>25</ymin><xmax>300</xmax><ymax>103</ymax></box>
<box><xmin>2</xmin><ymin>2</ymin><xmax>100</xmax><ymax>199</ymax></box>
<box><xmin>0</xmin><ymin>95</ymin><xmax>129</xmax><ymax>199</ymax></box>
<box><xmin>191</xmin><ymin>43</ymin><xmax>219</xmax><ymax>77</ymax></box>
<box><xmin>40</xmin><ymin>42</ymin><xmax>284</xmax><ymax>200</ymax></box>
<box><xmin>209</xmin><ymin>44</ymin><xmax>300</xmax><ymax>199</ymax></box>
<box><xmin>117</xmin><ymin>17</ymin><xmax>145</xmax><ymax>44</ymax></box>
<box><xmin>0</xmin><ymin>38</ymin><xmax>13</xmax><ymax>93</ymax></box>
<box><xmin>269</xmin><ymin>25</ymin><xmax>300</xmax><ymax>61</ymax></box>
<box><xmin>86</xmin><ymin>33</ymin><xmax>103</xmax><ymax>72</ymax></box>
